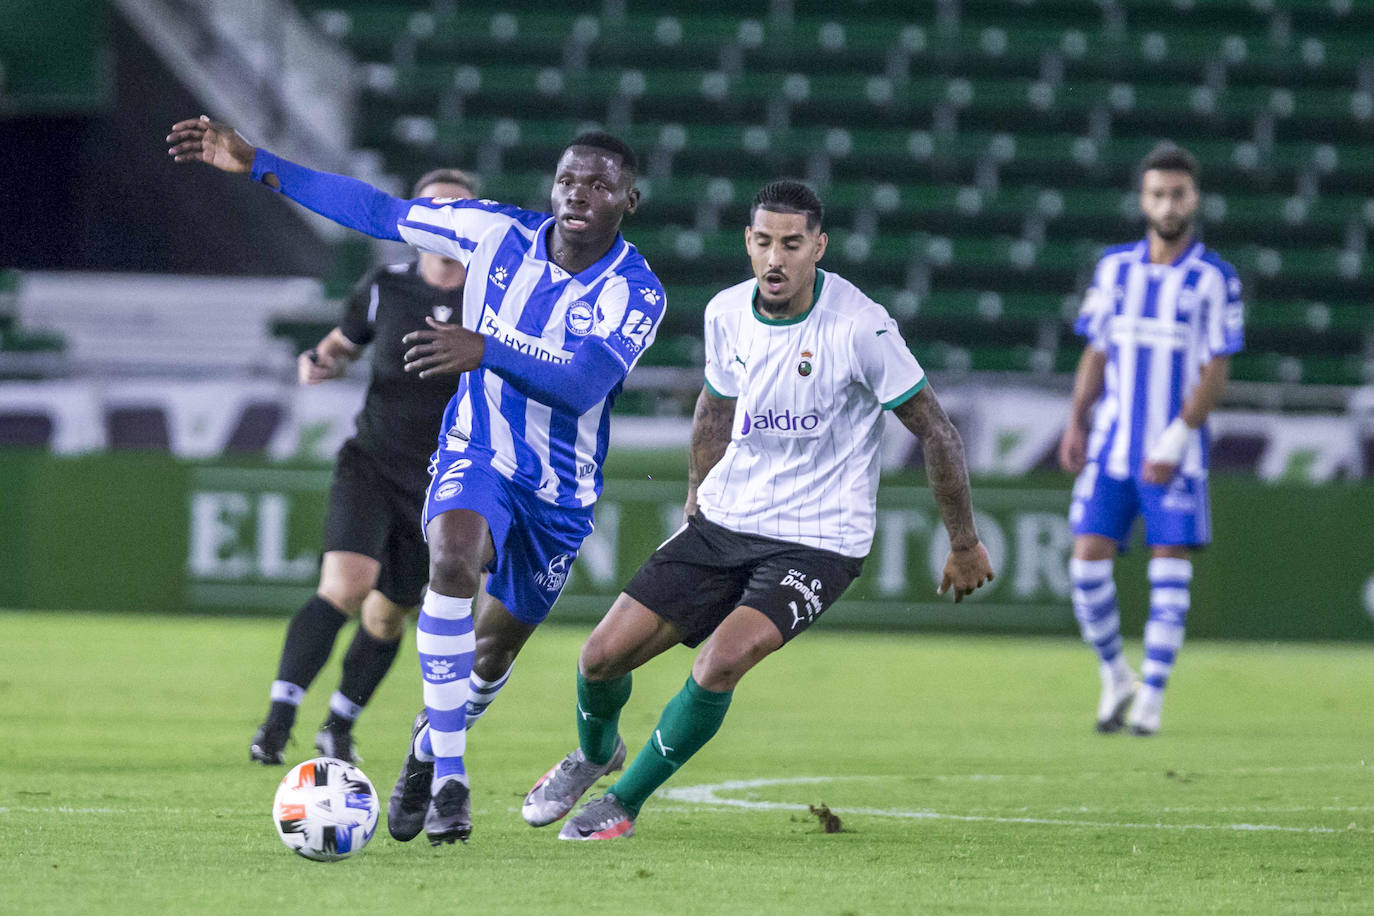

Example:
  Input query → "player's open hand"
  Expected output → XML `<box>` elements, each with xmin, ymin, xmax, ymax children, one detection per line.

<box><xmin>937</xmin><ymin>542</ymin><xmax>994</xmax><ymax>603</ymax></box>
<box><xmin>166</xmin><ymin>115</ymin><xmax>255</xmax><ymax>173</ymax></box>
<box><xmin>403</xmin><ymin>316</ymin><xmax>484</xmax><ymax>378</ymax></box>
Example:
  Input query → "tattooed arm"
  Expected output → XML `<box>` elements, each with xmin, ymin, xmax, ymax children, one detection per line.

<box><xmin>684</xmin><ymin>386</ymin><xmax>736</xmax><ymax>520</ymax></box>
<box><xmin>893</xmin><ymin>385</ymin><xmax>994</xmax><ymax>602</ymax></box>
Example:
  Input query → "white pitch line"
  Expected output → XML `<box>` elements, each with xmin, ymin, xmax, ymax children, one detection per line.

<box><xmin>0</xmin><ymin>806</ymin><xmax>128</xmax><ymax>814</ymax></box>
<box><xmin>658</xmin><ymin>778</ymin><xmax>1370</xmax><ymax>835</ymax></box>
<box><xmin>0</xmin><ymin>806</ymin><xmax>214</xmax><ymax>815</ymax></box>
<box><xmin>904</xmin><ymin>762</ymin><xmax>1369</xmax><ymax>784</ymax></box>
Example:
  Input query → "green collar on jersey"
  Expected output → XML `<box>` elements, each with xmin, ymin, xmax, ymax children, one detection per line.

<box><xmin>751</xmin><ymin>269</ymin><xmax>824</xmax><ymax>326</ymax></box>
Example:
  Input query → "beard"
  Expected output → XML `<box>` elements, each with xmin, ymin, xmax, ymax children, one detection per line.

<box><xmin>1150</xmin><ymin>217</ymin><xmax>1193</xmax><ymax>243</ymax></box>
<box><xmin>756</xmin><ymin>295</ymin><xmax>791</xmax><ymax>316</ymax></box>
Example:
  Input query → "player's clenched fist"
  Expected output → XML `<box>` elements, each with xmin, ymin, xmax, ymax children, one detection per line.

<box><xmin>166</xmin><ymin>115</ymin><xmax>256</xmax><ymax>174</ymax></box>
<box><xmin>938</xmin><ymin>542</ymin><xmax>995</xmax><ymax>603</ymax></box>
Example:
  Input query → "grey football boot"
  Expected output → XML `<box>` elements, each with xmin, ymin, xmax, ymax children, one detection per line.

<box><xmin>522</xmin><ymin>738</ymin><xmax>627</xmax><ymax>827</ymax></box>
<box><xmin>558</xmin><ymin>793</ymin><xmax>635</xmax><ymax>841</ymax></box>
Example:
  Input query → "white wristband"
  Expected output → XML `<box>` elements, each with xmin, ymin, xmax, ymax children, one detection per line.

<box><xmin>1147</xmin><ymin>417</ymin><xmax>1190</xmax><ymax>465</ymax></box>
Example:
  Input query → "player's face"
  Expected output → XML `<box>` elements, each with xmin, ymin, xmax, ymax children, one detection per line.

<box><xmin>550</xmin><ymin>146</ymin><xmax>639</xmax><ymax>246</ymax></box>
<box><xmin>745</xmin><ymin>208</ymin><xmax>827</xmax><ymax>310</ymax></box>
<box><xmin>1139</xmin><ymin>169</ymin><xmax>1198</xmax><ymax>243</ymax></box>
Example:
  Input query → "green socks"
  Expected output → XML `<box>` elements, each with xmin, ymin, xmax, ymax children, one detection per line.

<box><xmin>608</xmin><ymin>675</ymin><xmax>733</xmax><ymax>817</ymax></box>
<box><xmin>577</xmin><ymin>671</ymin><xmax>633</xmax><ymax>765</ymax></box>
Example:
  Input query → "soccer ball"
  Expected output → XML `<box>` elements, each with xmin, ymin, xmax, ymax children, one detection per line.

<box><xmin>272</xmin><ymin>757</ymin><xmax>380</xmax><ymax>861</ymax></box>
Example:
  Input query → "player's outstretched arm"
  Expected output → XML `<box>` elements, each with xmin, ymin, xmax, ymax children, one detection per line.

<box><xmin>893</xmin><ymin>385</ymin><xmax>994</xmax><ymax>602</ymax></box>
<box><xmin>685</xmin><ymin>386</ymin><xmax>735</xmax><ymax>519</ymax></box>
<box><xmin>1058</xmin><ymin>347</ymin><xmax>1107</xmax><ymax>473</ymax></box>
<box><xmin>166</xmin><ymin>116</ymin><xmax>409</xmax><ymax>242</ymax></box>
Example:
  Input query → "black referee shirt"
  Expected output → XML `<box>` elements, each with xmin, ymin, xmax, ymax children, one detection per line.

<box><xmin>338</xmin><ymin>261</ymin><xmax>464</xmax><ymax>491</ymax></box>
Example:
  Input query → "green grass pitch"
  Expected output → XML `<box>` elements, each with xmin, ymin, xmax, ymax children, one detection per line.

<box><xmin>3</xmin><ymin>610</ymin><xmax>1372</xmax><ymax>914</ymax></box>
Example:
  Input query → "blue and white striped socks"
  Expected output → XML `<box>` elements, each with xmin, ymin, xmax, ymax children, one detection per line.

<box><xmin>411</xmin><ymin>666</ymin><xmax>513</xmax><ymax>766</ymax></box>
<box><xmin>416</xmin><ymin>591</ymin><xmax>474</xmax><ymax>789</ymax></box>
<box><xmin>466</xmin><ymin>667</ymin><xmax>512</xmax><ymax>726</ymax></box>
<box><xmin>1142</xmin><ymin>557</ymin><xmax>1192</xmax><ymax>692</ymax></box>
<box><xmin>1070</xmin><ymin>558</ymin><xmax>1126</xmax><ymax>664</ymax></box>
<box><xmin>1071</xmin><ymin>557</ymin><xmax>1136</xmax><ymax>701</ymax></box>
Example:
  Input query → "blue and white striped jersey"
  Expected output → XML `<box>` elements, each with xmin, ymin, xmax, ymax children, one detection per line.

<box><xmin>400</xmin><ymin>198</ymin><xmax>666</xmax><ymax>507</ymax></box>
<box><xmin>1075</xmin><ymin>239</ymin><xmax>1244</xmax><ymax>481</ymax></box>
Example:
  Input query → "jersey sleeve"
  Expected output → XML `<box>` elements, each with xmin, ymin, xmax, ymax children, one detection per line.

<box><xmin>701</xmin><ymin>298</ymin><xmax>737</xmax><ymax>398</ymax></box>
<box><xmin>854</xmin><ymin>307</ymin><xmax>926</xmax><ymax>409</ymax></box>
<box><xmin>396</xmin><ymin>198</ymin><xmax>548</xmax><ymax>265</ymax></box>
<box><xmin>587</xmin><ymin>273</ymin><xmax>666</xmax><ymax>372</ymax></box>
<box><xmin>337</xmin><ymin>267</ymin><xmax>384</xmax><ymax>347</ymax></box>
<box><xmin>1074</xmin><ymin>257</ymin><xmax>1115</xmax><ymax>351</ymax></box>
<box><xmin>1202</xmin><ymin>261</ymin><xmax>1245</xmax><ymax>359</ymax></box>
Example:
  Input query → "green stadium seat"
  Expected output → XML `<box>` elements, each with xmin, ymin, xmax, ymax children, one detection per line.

<box><xmin>311</xmin><ymin>5</ymin><xmax>421</xmax><ymax>62</ymax></box>
<box><xmin>659</xmin><ymin>284</ymin><xmax>727</xmax><ymax>316</ymax></box>
<box><xmin>586</xmin><ymin>15</ymin><xmax>745</xmax><ymax>70</ymax></box>
<box><xmin>1246</xmin><ymin>299</ymin><xmax>1372</xmax><ymax>356</ymax></box>
<box><xmin>1291</xmin><ymin>354</ymin><xmax>1370</xmax><ymax>386</ymax></box>
<box><xmin>410</xmin><ymin>11</ymin><xmax>586</xmax><ymax>69</ymax></box>
<box><xmin>1204</xmin><ymin>191</ymin><xmax>1363</xmax><ymax>248</ymax></box>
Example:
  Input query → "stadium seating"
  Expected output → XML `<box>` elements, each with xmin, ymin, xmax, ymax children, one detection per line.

<box><xmin>7</xmin><ymin>272</ymin><xmax>310</xmax><ymax>377</ymax></box>
<box><xmin>299</xmin><ymin>0</ymin><xmax>1374</xmax><ymax>386</ymax></box>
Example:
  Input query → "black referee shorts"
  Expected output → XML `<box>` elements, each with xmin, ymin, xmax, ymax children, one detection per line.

<box><xmin>321</xmin><ymin>440</ymin><xmax>430</xmax><ymax>607</ymax></box>
<box><xmin>623</xmin><ymin>513</ymin><xmax>864</xmax><ymax>648</ymax></box>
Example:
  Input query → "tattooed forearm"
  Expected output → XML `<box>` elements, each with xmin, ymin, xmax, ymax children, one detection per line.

<box><xmin>893</xmin><ymin>386</ymin><xmax>980</xmax><ymax>550</ymax></box>
<box><xmin>688</xmin><ymin>386</ymin><xmax>736</xmax><ymax>493</ymax></box>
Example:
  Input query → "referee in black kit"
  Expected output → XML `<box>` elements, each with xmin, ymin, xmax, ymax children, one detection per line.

<box><xmin>250</xmin><ymin>169</ymin><xmax>479</xmax><ymax>766</ymax></box>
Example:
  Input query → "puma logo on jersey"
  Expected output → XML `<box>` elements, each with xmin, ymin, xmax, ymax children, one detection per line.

<box><xmin>876</xmin><ymin>329</ymin><xmax>888</xmax><ymax>336</ymax></box>
<box><xmin>733</xmin><ymin>354</ymin><xmax>748</xmax><ymax>369</ymax></box>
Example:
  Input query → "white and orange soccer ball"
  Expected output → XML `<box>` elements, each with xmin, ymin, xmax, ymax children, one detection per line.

<box><xmin>272</xmin><ymin>757</ymin><xmax>379</xmax><ymax>861</ymax></box>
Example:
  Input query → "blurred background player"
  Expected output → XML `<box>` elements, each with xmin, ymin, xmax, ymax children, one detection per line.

<box><xmin>522</xmin><ymin>180</ymin><xmax>994</xmax><ymax>841</ymax></box>
<box><xmin>249</xmin><ymin>168</ymin><xmax>479</xmax><ymax>767</ymax></box>
<box><xmin>169</xmin><ymin>116</ymin><xmax>665</xmax><ymax>845</ymax></box>
<box><xmin>1058</xmin><ymin>144</ymin><xmax>1244</xmax><ymax>736</ymax></box>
